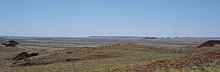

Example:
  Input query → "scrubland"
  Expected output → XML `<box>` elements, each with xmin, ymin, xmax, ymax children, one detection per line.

<box><xmin>1</xmin><ymin>38</ymin><xmax>220</xmax><ymax>72</ymax></box>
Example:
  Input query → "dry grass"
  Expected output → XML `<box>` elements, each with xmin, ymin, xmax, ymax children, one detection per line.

<box><xmin>1</xmin><ymin>43</ymin><xmax>220</xmax><ymax>72</ymax></box>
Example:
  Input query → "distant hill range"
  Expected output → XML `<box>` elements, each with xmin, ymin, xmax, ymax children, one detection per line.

<box><xmin>1</xmin><ymin>36</ymin><xmax>220</xmax><ymax>43</ymax></box>
<box><xmin>142</xmin><ymin>37</ymin><xmax>158</xmax><ymax>39</ymax></box>
<box><xmin>89</xmin><ymin>36</ymin><xmax>144</xmax><ymax>39</ymax></box>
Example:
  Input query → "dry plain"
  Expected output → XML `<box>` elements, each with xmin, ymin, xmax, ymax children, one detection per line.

<box><xmin>1</xmin><ymin>37</ymin><xmax>220</xmax><ymax>72</ymax></box>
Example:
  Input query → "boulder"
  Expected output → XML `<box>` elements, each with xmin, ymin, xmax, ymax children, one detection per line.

<box><xmin>29</xmin><ymin>53</ymin><xmax>39</xmax><ymax>57</ymax></box>
<box><xmin>12</xmin><ymin>52</ymin><xmax>29</xmax><ymax>61</ymax></box>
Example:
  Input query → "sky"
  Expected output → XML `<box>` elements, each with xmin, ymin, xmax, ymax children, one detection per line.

<box><xmin>0</xmin><ymin>0</ymin><xmax>220</xmax><ymax>37</ymax></box>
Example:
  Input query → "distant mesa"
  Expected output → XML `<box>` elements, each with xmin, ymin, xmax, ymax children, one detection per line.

<box><xmin>197</xmin><ymin>40</ymin><xmax>220</xmax><ymax>48</ymax></box>
<box><xmin>1</xmin><ymin>40</ymin><xmax>20</xmax><ymax>47</ymax></box>
<box><xmin>142</xmin><ymin>37</ymin><xmax>158</xmax><ymax>39</ymax></box>
<box><xmin>89</xmin><ymin>36</ymin><xmax>143</xmax><ymax>39</ymax></box>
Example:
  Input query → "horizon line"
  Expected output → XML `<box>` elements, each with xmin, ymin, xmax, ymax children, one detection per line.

<box><xmin>1</xmin><ymin>35</ymin><xmax>220</xmax><ymax>38</ymax></box>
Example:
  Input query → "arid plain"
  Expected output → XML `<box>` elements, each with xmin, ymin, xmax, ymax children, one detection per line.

<box><xmin>1</xmin><ymin>36</ymin><xmax>220</xmax><ymax>72</ymax></box>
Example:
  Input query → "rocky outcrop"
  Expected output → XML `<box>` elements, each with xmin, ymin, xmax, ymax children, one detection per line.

<box><xmin>197</xmin><ymin>40</ymin><xmax>220</xmax><ymax>48</ymax></box>
<box><xmin>12</xmin><ymin>52</ymin><xmax>39</xmax><ymax>61</ymax></box>
<box><xmin>1</xmin><ymin>40</ymin><xmax>20</xmax><ymax>47</ymax></box>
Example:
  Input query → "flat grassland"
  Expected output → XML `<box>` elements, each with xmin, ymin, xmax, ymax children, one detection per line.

<box><xmin>1</xmin><ymin>37</ymin><xmax>220</xmax><ymax>72</ymax></box>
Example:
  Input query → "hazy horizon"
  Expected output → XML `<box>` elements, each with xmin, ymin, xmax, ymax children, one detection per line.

<box><xmin>1</xmin><ymin>35</ymin><xmax>220</xmax><ymax>38</ymax></box>
<box><xmin>1</xmin><ymin>0</ymin><xmax>220</xmax><ymax>37</ymax></box>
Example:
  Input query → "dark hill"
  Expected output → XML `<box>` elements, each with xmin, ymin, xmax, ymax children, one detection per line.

<box><xmin>197</xmin><ymin>40</ymin><xmax>220</xmax><ymax>48</ymax></box>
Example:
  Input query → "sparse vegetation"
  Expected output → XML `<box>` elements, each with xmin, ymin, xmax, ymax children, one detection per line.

<box><xmin>1</xmin><ymin>38</ymin><xmax>220</xmax><ymax>72</ymax></box>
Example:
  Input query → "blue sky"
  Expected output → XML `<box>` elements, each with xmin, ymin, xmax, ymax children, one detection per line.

<box><xmin>0</xmin><ymin>0</ymin><xmax>220</xmax><ymax>37</ymax></box>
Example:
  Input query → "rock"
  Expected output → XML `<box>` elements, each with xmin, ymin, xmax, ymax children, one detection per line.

<box><xmin>1</xmin><ymin>40</ymin><xmax>20</xmax><ymax>47</ymax></box>
<box><xmin>29</xmin><ymin>53</ymin><xmax>39</xmax><ymax>57</ymax></box>
<box><xmin>12</xmin><ymin>52</ymin><xmax>29</xmax><ymax>61</ymax></box>
<box><xmin>8</xmin><ymin>40</ymin><xmax>19</xmax><ymax>45</ymax></box>
<box><xmin>197</xmin><ymin>40</ymin><xmax>220</xmax><ymax>48</ymax></box>
<box><xmin>12</xmin><ymin>52</ymin><xmax>39</xmax><ymax>61</ymax></box>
